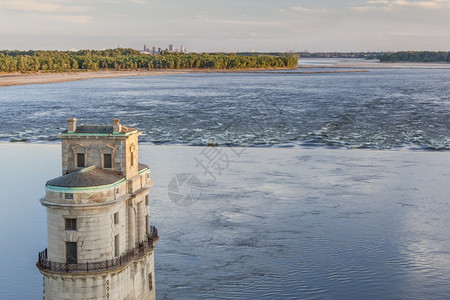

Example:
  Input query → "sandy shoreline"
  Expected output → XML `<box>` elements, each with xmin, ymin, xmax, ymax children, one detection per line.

<box><xmin>1</xmin><ymin>62</ymin><xmax>448</xmax><ymax>87</ymax></box>
<box><xmin>0</xmin><ymin>68</ymin><xmax>298</xmax><ymax>87</ymax></box>
<box><xmin>0</xmin><ymin>70</ymin><xmax>193</xmax><ymax>87</ymax></box>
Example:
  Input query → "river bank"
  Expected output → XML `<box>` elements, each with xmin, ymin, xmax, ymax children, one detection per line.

<box><xmin>298</xmin><ymin>58</ymin><xmax>450</xmax><ymax>69</ymax></box>
<box><xmin>0</xmin><ymin>67</ymin><xmax>302</xmax><ymax>87</ymax></box>
<box><xmin>2</xmin><ymin>60</ymin><xmax>449</xmax><ymax>87</ymax></box>
<box><xmin>0</xmin><ymin>70</ymin><xmax>192</xmax><ymax>87</ymax></box>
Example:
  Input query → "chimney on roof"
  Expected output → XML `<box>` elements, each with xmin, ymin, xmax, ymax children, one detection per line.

<box><xmin>67</xmin><ymin>118</ymin><xmax>77</xmax><ymax>133</ymax></box>
<box><xmin>113</xmin><ymin>118</ymin><xmax>121</xmax><ymax>133</ymax></box>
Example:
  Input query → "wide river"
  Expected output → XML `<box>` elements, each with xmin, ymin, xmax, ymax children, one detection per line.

<box><xmin>0</xmin><ymin>59</ymin><xmax>449</xmax><ymax>150</ymax></box>
<box><xmin>0</xmin><ymin>59</ymin><xmax>449</xmax><ymax>299</ymax></box>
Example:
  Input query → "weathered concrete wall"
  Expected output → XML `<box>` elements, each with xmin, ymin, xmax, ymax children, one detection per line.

<box><xmin>46</xmin><ymin>200</ymin><xmax>127</xmax><ymax>263</ymax></box>
<box><xmin>40</xmin><ymin>120</ymin><xmax>156</xmax><ymax>299</ymax></box>
<box><xmin>61</xmin><ymin>134</ymin><xmax>140</xmax><ymax>179</ymax></box>
<box><xmin>44</xmin><ymin>170</ymin><xmax>151</xmax><ymax>263</ymax></box>
<box><xmin>42</xmin><ymin>251</ymin><xmax>156</xmax><ymax>300</ymax></box>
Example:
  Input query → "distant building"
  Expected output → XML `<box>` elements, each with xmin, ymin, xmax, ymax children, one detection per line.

<box><xmin>144</xmin><ymin>44</ymin><xmax>149</xmax><ymax>52</ymax></box>
<box><xmin>180</xmin><ymin>45</ymin><xmax>185</xmax><ymax>53</ymax></box>
<box><xmin>169</xmin><ymin>44</ymin><xmax>175</xmax><ymax>52</ymax></box>
<box><xmin>152</xmin><ymin>46</ymin><xmax>157</xmax><ymax>55</ymax></box>
<box><xmin>37</xmin><ymin>118</ymin><xmax>158</xmax><ymax>300</ymax></box>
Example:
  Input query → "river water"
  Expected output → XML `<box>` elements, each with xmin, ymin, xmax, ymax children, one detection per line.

<box><xmin>0</xmin><ymin>60</ymin><xmax>448</xmax><ymax>150</ymax></box>
<box><xmin>0</xmin><ymin>60</ymin><xmax>449</xmax><ymax>299</ymax></box>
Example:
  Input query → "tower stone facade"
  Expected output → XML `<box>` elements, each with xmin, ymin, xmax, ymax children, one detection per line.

<box><xmin>37</xmin><ymin>118</ymin><xmax>158</xmax><ymax>300</ymax></box>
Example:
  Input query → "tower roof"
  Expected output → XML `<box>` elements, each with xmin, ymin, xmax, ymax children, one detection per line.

<box><xmin>69</xmin><ymin>125</ymin><xmax>137</xmax><ymax>134</ymax></box>
<box><xmin>46</xmin><ymin>166</ymin><xmax>125</xmax><ymax>188</ymax></box>
<box><xmin>46</xmin><ymin>164</ymin><xmax>150</xmax><ymax>188</ymax></box>
<box><xmin>62</xmin><ymin>118</ymin><xmax>139</xmax><ymax>136</ymax></box>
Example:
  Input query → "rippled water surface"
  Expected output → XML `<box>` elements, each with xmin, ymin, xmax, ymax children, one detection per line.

<box><xmin>0</xmin><ymin>145</ymin><xmax>449</xmax><ymax>299</ymax></box>
<box><xmin>0</xmin><ymin>62</ymin><xmax>449</xmax><ymax>299</ymax></box>
<box><xmin>0</xmin><ymin>66</ymin><xmax>448</xmax><ymax>150</ymax></box>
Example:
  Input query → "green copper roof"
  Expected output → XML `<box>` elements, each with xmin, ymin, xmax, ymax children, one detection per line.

<box><xmin>45</xmin><ymin>164</ymin><xmax>150</xmax><ymax>192</ymax></box>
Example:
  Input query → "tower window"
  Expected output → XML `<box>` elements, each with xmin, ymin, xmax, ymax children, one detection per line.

<box><xmin>65</xmin><ymin>193</ymin><xmax>74</xmax><ymax>200</ymax></box>
<box><xmin>130</xmin><ymin>151</ymin><xmax>134</xmax><ymax>167</ymax></box>
<box><xmin>66</xmin><ymin>242</ymin><xmax>77</xmax><ymax>264</ymax></box>
<box><xmin>114</xmin><ymin>235</ymin><xmax>120</xmax><ymax>257</ymax></box>
<box><xmin>104</xmin><ymin>153</ymin><xmax>112</xmax><ymax>168</ymax></box>
<box><xmin>148</xmin><ymin>273</ymin><xmax>153</xmax><ymax>291</ymax></box>
<box><xmin>145</xmin><ymin>195</ymin><xmax>149</xmax><ymax>206</ymax></box>
<box><xmin>77</xmin><ymin>153</ymin><xmax>85</xmax><ymax>168</ymax></box>
<box><xmin>114</xmin><ymin>212</ymin><xmax>119</xmax><ymax>224</ymax></box>
<box><xmin>65</xmin><ymin>218</ymin><xmax>77</xmax><ymax>231</ymax></box>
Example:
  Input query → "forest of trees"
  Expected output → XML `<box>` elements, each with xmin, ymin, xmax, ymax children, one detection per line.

<box><xmin>379</xmin><ymin>51</ymin><xmax>450</xmax><ymax>63</ymax></box>
<box><xmin>0</xmin><ymin>49</ymin><xmax>299</xmax><ymax>73</ymax></box>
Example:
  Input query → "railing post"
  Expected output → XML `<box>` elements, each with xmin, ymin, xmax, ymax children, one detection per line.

<box><xmin>106</xmin><ymin>259</ymin><xmax>108</xmax><ymax>270</ymax></box>
<box><xmin>86</xmin><ymin>261</ymin><xmax>89</xmax><ymax>272</ymax></box>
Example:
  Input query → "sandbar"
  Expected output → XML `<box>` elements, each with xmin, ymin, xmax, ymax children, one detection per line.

<box><xmin>0</xmin><ymin>70</ymin><xmax>191</xmax><ymax>87</ymax></box>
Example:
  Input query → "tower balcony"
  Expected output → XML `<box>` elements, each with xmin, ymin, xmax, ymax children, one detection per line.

<box><xmin>37</xmin><ymin>226</ymin><xmax>158</xmax><ymax>274</ymax></box>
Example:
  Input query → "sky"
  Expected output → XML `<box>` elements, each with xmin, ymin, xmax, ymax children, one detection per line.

<box><xmin>0</xmin><ymin>0</ymin><xmax>449</xmax><ymax>52</ymax></box>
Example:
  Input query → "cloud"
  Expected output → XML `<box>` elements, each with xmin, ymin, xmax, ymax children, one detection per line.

<box><xmin>392</xmin><ymin>0</ymin><xmax>450</xmax><ymax>8</ymax></box>
<box><xmin>197</xmin><ymin>16</ymin><xmax>279</xmax><ymax>26</ymax></box>
<box><xmin>0</xmin><ymin>0</ymin><xmax>90</xmax><ymax>13</ymax></box>
<box><xmin>101</xmin><ymin>0</ymin><xmax>147</xmax><ymax>3</ymax></box>
<box><xmin>291</xmin><ymin>6</ymin><xmax>335</xmax><ymax>13</ymax></box>
<box><xmin>352</xmin><ymin>0</ymin><xmax>450</xmax><ymax>11</ymax></box>
<box><xmin>49</xmin><ymin>15</ymin><xmax>92</xmax><ymax>23</ymax></box>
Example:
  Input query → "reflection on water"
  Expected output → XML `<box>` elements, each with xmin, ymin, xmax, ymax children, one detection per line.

<box><xmin>148</xmin><ymin>147</ymin><xmax>450</xmax><ymax>299</ymax></box>
<box><xmin>4</xmin><ymin>144</ymin><xmax>448</xmax><ymax>299</ymax></box>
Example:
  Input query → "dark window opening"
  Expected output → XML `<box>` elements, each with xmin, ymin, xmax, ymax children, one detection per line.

<box><xmin>145</xmin><ymin>195</ymin><xmax>149</xmax><ymax>206</ymax></box>
<box><xmin>104</xmin><ymin>153</ymin><xmax>112</xmax><ymax>168</ymax></box>
<box><xmin>77</xmin><ymin>153</ymin><xmax>85</xmax><ymax>168</ymax></box>
<box><xmin>146</xmin><ymin>215</ymin><xmax>149</xmax><ymax>235</ymax></box>
<box><xmin>114</xmin><ymin>212</ymin><xmax>119</xmax><ymax>224</ymax></box>
<box><xmin>114</xmin><ymin>235</ymin><xmax>119</xmax><ymax>257</ymax></box>
<box><xmin>148</xmin><ymin>273</ymin><xmax>153</xmax><ymax>291</ymax></box>
<box><xmin>66</xmin><ymin>242</ymin><xmax>77</xmax><ymax>264</ymax></box>
<box><xmin>65</xmin><ymin>218</ymin><xmax>77</xmax><ymax>231</ymax></box>
<box><xmin>65</xmin><ymin>193</ymin><xmax>74</xmax><ymax>200</ymax></box>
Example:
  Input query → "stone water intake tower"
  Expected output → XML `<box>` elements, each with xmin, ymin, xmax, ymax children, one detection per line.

<box><xmin>37</xmin><ymin>118</ymin><xmax>158</xmax><ymax>299</ymax></box>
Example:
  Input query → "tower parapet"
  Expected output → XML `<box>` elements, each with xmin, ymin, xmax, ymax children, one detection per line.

<box><xmin>37</xmin><ymin>118</ymin><xmax>158</xmax><ymax>300</ymax></box>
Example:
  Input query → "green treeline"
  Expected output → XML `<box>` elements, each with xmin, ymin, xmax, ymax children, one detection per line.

<box><xmin>379</xmin><ymin>51</ymin><xmax>450</xmax><ymax>63</ymax></box>
<box><xmin>0</xmin><ymin>48</ymin><xmax>299</xmax><ymax>73</ymax></box>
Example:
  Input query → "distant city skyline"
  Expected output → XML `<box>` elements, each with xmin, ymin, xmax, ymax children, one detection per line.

<box><xmin>0</xmin><ymin>0</ymin><xmax>449</xmax><ymax>52</ymax></box>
